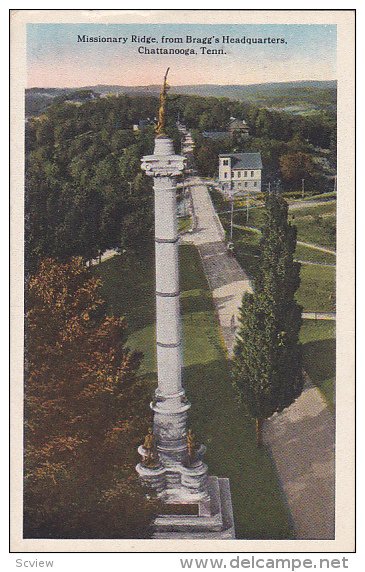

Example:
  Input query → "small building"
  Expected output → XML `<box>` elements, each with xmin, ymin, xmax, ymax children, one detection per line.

<box><xmin>227</xmin><ymin>117</ymin><xmax>250</xmax><ymax>137</ymax></box>
<box><xmin>133</xmin><ymin>118</ymin><xmax>155</xmax><ymax>131</ymax></box>
<box><xmin>219</xmin><ymin>152</ymin><xmax>262</xmax><ymax>194</ymax></box>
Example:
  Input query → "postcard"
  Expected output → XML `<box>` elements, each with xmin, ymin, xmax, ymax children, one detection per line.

<box><xmin>10</xmin><ymin>9</ymin><xmax>355</xmax><ymax>553</ymax></box>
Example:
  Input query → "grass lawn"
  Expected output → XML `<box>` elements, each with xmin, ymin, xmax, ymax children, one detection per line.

<box><xmin>296</xmin><ymin>265</ymin><xmax>336</xmax><ymax>312</ymax></box>
<box><xmin>231</xmin><ymin>242</ymin><xmax>336</xmax><ymax>313</ymax></box>
<box><xmin>295</xmin><ymin>244</ymin><xmax>336</xmax><ymax>265</ymax></box>
<box><xmin>289</xmin><ymin>202</ymin><xmax>336</xmax><ymax>218</ymax></box>
<box><xmin>218</xmin><ymin>221</ymin><xmax>335</xmax><ymax>313</ymax></box>
<box><xmin>304</xmin><ymin>191</ymin><xmax>337</xmax><ymax>201</ymax></box>
<box><xmin>300</xmin><ymin>320</ymin><xmax>336</xmax><ymax>410</ymax></box>
<box><xmin>95</xmin><ymin>245</ymin><xmax>293</xmax><ymax>540</ymax></box>
<box><xmin>240</xmin><ymin>206</ymin><xmax>336</xmax><ymax>251</ymax></box>
<box><xmin>218</xmin><ymin>209</ymin><xmax>336</xmax><ymax>312</ymax></box>
<box><xmin>291</xmin><ymin>214</ymin><xmax>336</xmax><ymax>250</ymax></box>
<box><xmin>178</xmin><ymin>215</ymin><xmax>192</xmax><ymax>233</ymax></box>
<box><xmin>234</xmin><ymin>207</ymin><xmax>266</xmax><ymax>229</ymax></box>
<box><xmin>213</xmin><ymin>186</ymin><xmax>336</xmax><ymax>252</ymax></box>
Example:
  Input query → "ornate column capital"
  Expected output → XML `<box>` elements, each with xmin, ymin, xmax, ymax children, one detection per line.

<box><xmin>141</xmin><ymin>154</ymin><xmax>185</xmax><ymax>178</ymax></box>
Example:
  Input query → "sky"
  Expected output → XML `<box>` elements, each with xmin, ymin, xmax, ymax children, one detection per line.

<box><xmin>27</xmin><ymin>23</ymin><xmax>336</xmax><ymax>88</ymax></box>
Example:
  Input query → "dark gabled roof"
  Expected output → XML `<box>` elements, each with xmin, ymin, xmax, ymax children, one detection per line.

<box><xmin>138</xmin><ymin>118</ymin><xmax>155</xmax><ymax>128</ymax></box>
<box><xmin>219</xmin><ymin>152</ymin><xmax>262</xmax><ymax>170</ymax></box>
<box><xmin>202</xmin><ymin>131</ymin><xmax>230</xmax><ymax>140</ymax></box>
<box><xmin>228</xmin><ymin>118</ymin><xmax>249</xmax><ymax>127</ymax></box>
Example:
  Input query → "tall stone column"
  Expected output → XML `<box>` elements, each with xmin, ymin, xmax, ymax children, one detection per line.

<box><xmin>136</xmin><ymin>136</ymin><xmax>209</xmax><ymax>504</ymax></box>
<box><xmin>136</xmin><ymin>135</ymin><xmax>235</xmax><ymax>538</ymax></box>
<box><xmin>144</xmin><ymin>136</ymin><xmax>190</xmax><ymax>466</ymax></box>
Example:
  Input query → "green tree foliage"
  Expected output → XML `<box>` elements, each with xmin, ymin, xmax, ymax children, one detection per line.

<box><xmin>233</xmin><ymin>194</ymin><xmax>303</xmax><ymax>446</ymax></box>
<box><xmin>279</xmin><ymin>151</ymin><xmax>315</xmax><ymax>187</ymax></box>
<box><xmin>241</xmin><ymin>137</ymin><xmax>287</xmax><ymax>183</ymax></box>
<box><xmin>193</xmin><ymin>132</ymin><xmax>233</xmax><ymax>177</ymax></box>
<box><xmin>24</xmin><ymin>257</ymin><xmax>159</xmax><ymax>538</ymax></box>
<box><xmin>25</xmin><ymin>96</ymin><xmax>156</xmax><ymax>272</ymax></box>
<box><xmin>182</xmin><ymin>92</ymin><xmax>335</xmax><ymax>188</ymax></box>
<box><xmin>194</xmin><ymin>140</ymin><xmax>221</xmax><ymax>177</ymax></box>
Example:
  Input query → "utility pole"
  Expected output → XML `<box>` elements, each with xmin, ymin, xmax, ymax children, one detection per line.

<box><xmin>302</xmin><ymin>178</ymin><xmax>305</xmax><ymax>199</ymax></box>
<box><xmin>246</xmin><ymin>189</ymin><xmax>250</xmax><ymax>223</ymax></box>
<box><xmin>230</xmin><ymin>184</ymin><xmax>234</xmax><ymax>242</ymax></box>
<box><xmin>182</xmin><ymin>175</ymin><xmax>187</xmax><ymax>216</ymax></box>
<box><xmin>334</xmin><ymin>175</ymin><xmax>337</xmax><ymax>193</ymax></box>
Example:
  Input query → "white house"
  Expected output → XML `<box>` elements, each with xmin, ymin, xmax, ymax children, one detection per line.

<box><xmin>218</xmin><ymin>152</ymin><xmax>262</xmax><ymax>194</ymax></box>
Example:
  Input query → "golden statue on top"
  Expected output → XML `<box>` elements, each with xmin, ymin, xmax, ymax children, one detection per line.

<box><xmin>156</xmin><ymin>67</ymin><xmax>170</xmax><ymax>137</ymax></box>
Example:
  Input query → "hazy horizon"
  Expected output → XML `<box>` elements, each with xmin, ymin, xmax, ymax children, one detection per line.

<box><xmin>27</xmin><ymin>23</ymin><xmax>336</xmax><ymax>89</ymax></box>
<box><xmin>27</xmin><ymin>78</ymin><xmax>337</xmax><ymax>90</ymax></box>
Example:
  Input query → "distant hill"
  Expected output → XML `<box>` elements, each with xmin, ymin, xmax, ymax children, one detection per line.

<box><xmin>25</xmin><ymin>80</ymin><xmax>337</xmax><ymax>117</ymax></box>
<box><xmin>82</xmin><ymin>80</ymin><xmax>337</xmax><ymax>99</ymax></box>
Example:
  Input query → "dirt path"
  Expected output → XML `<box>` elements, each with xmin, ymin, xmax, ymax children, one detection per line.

<box><xmin>288</xmin><ymin>199</ymin><xmax>336</xmax><ymax>210</ymax></box>
<box><xmin>302</xmin><ymin>312</ymin><xmax>336</xmax><ymax>320</ymax></box>
<box><xmin>296</xmin><ymin>240</ymin><xmax>336</xmax><ymax>255</ymax></box>
<box><xmin>233</xmin><ymin>223</ymin><xmax>336</xmax><ymax>255</ymax></box>
<box><xmin>263</xmin><ymin>375</ymin><xmax>335</xmax><ymax>540</ymax></box>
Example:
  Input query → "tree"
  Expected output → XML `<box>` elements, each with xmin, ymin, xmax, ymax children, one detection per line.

<box><xmin>279</xmin><ymin>151</ymin><xmax>315</xmax><ymax>187</ymax></box>
<box><xmin>24</xmin><ymin>258</ymin><xmax>159</xmax><ymax>538</ymax></box>
<box><xmin>242</xmin><ymin>137</ymin><xmax>287</xmax><ymax>183</ymax></box>
<box><xmin>232</xmin><ymin>194</ymin><xmax>303</xmax><ymax>447</ymax></box>
<box><xmin>194</xmin><ymin>141</ymin><xmax>219</xmax><ymax>177</ymax></box>
<box><xmin>118</xmin><ymin>173</ymin><xmax>154</xmax><ymax>252</ymax></box>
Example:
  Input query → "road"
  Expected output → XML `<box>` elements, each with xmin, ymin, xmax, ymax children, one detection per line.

<box><xmin>263</xmin><ymin>373</ymin><xmax>335</xmax><ymax>540</ymax></box>
<box><xmin>181</xmin><ymin>176</ymin><xmax>252</xmax><ymax>355</ymax></box>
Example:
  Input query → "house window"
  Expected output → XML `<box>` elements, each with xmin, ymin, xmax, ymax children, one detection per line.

<box><xmin>223</xmin><ymin>159</ymin><xmax>229</xmax><ymax>166</ymax></box>
<box><xmin>244</xmin><ymin>171</ymin><xmax>247</xmax><ymax>177</ymax></box>
<box><xmin>238</xmin><ymin>171</ymin><xmax>241</xmax><ymax>178</ymax></box>
<box><xmin>254</xmin><ymin>182</ymin><xmax>257</xmax><ymax>187</ymax></box>
<box><xmin>251</xmin><ymin>171</ymin><xmax>254</xmax><ymax>177</ymax></box>
<box><xmin>244</xmin><ymin>182</ymin><xmax>248</xmax><ymax>188</ymax></box>
<box><xmin>224</xmin><ymin>173</ymin><xmax>228</xmax><ymax>179</ymax></box>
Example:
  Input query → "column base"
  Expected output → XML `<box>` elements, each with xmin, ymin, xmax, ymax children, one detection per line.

<box><xmin>136</xmin><ymin>446</ymin><xmax>209</xmax><ymax>503</ymax></box>
<box><xmin>152</xmin><ymin>476</ymin><xmax>236</xmax><ymax>539</ymax></box>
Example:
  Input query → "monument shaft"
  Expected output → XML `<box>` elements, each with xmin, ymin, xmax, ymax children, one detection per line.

<box><xmin>153</xmin><ymin>142</ymin><xmax>190</xmax><ymax>466</ymax></box>
<box><xmin>138</xmin><ymin>137</ymin><xmax>209</xmax><ymax>502</ymax></box>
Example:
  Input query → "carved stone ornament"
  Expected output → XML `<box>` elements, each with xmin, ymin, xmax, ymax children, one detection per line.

<box><xmin>141</xmin><ymin>155</ymin><xmax>185</xmax><ymax>178</ymax></box>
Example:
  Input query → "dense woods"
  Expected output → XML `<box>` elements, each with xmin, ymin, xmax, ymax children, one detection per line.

<box><xmin>25</xmin><ymin>96</ymin><xmax>158</xmax><ymax>272</ymax></box>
